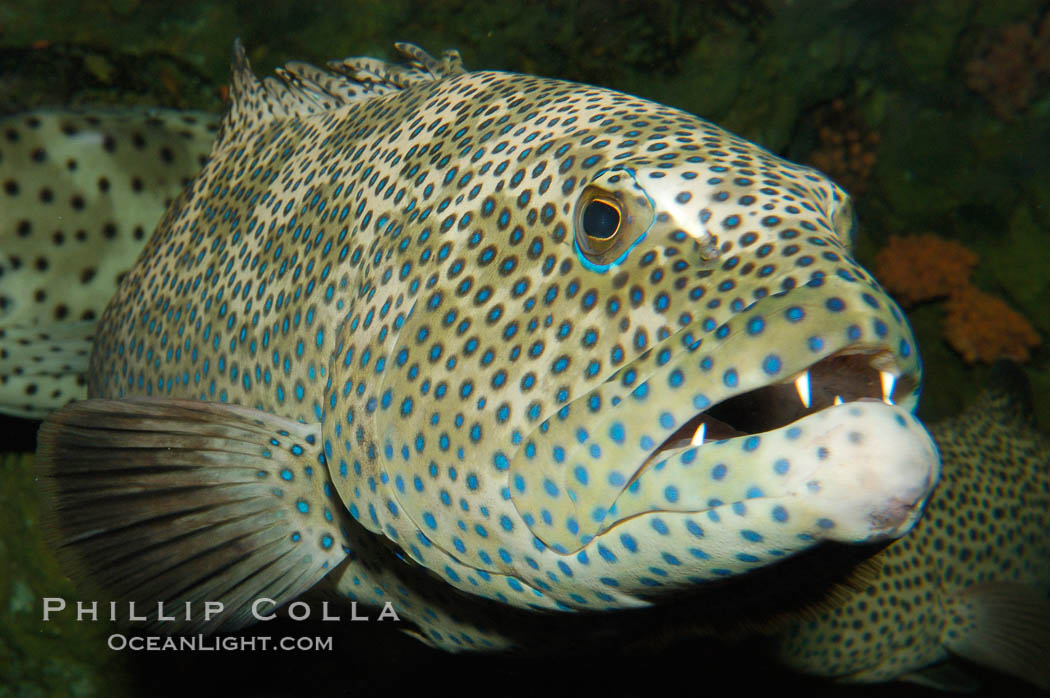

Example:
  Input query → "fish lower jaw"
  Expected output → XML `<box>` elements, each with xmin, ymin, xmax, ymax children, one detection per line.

<box><xmin>603</xmin><ymin>400</ymin><xmax>938</xmax><ymax>551</ymax></box>
<box><xmin>781</xmin><ymin>400</ymin><xmax>940</xmax><ymax>543</ymax></box>
<box><xmin>638</xmin><ymin>347</ymin><xmax>917</xmax><ymax>480</ymax></box>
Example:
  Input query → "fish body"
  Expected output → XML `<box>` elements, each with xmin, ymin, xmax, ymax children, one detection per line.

<box><xmin>37</xmin><ymin>43</ymin><xmax>939</xmax><ymax>650</ymax></box>
<box><xmin>0</xmin><ymin>108</ymin><xmax>218</xmax><ymax>417</ymax></box>
<box><xmin>777</xmin><ymin>362</ymin><xmax>1050</xmax><ymax>689</ymax></box>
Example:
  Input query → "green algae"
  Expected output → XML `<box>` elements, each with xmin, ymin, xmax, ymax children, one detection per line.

<box><xmin>0</xmin><ymin>453</ymin><xmax>130</xmax><ymax>698</ymax></box>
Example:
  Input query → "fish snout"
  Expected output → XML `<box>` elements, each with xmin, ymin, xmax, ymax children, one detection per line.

<box><xmin>789</xmin><ymin>400</ymin><xmax>940</xmax><ymax>543</ymax></box>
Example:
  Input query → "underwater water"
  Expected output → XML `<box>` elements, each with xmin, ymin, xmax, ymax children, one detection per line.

<box><xmin>1</xmin><ymin>1</ymin><xmax>1049</xmax><ymax>696</ymax></box>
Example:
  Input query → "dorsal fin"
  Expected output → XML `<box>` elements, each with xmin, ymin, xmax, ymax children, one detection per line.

<box><xmin>328</xmin><ymin>41</ymin><xmax>465</xmax><ymax>89</ymax></box>
<box><xmin>218</xmin><ymin>40</ymin><xmax>465</xmax><ymax>150</ymax></box>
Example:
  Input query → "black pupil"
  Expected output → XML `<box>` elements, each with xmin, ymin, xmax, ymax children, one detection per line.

<box><xmin>582</xmin><ymin>200</ymin><xmax>620</xmax><ymax>240</ymax></box>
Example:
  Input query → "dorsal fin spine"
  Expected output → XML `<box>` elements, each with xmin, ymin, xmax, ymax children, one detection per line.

<box><xmin>215</xmin><ymin>39</ymin><xmax>464</xmax><ymax>154</ymax></box>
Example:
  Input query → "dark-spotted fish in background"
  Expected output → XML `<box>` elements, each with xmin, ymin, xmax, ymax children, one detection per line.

<box><xmin>0</xmin><ymin>108</ymin><xmax>218</xmax><ymax>417</ymax></box>
<box><xmin>777</xmin><ymin>361</ymin><xmax>1050</xmax><ymax>690</ymax></box>
<box><xmin>36</xmin><ymin>42</ymin><xmax>940</xmax><ymax>650</ymax></box>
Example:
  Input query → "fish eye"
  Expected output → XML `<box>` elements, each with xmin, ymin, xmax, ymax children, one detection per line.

<box><xmin>582</xmin><ymin>198</ymin><xmax>621</xmax><ymax>242</ymax></box>
<box><xmin>574</xmin><ymin>187</ymin><xmax>630</xmax><ymax>263</ymax></box>
<box><xmin>572</xmin><ymin>177</ymin><xmax>654</xmax><ymax>270</ymax></box>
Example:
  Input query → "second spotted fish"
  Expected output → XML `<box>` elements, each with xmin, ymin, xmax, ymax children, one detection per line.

<box><xmin>0</xmin><ymin>107</ymin><xmax>218</xmax><ymax>417</ymax></box>
<box><xmin>37</xmin><ymin>42</ymin><xmax>939</xmax><ymax>650</ymax></box>
<box><xmin>778</xmin><ymin>362</ymin><xmax>1050</xmax><ymax>690</ymax></box>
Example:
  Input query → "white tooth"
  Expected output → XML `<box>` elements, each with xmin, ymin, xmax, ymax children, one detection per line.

<box><xmin>880</xmin><ymin>370</ymin><xmax>897</xmax><ymax>404</ymax></box>
<box><xmin>794</xmin><ymin>371</ymin><xmax>811</xmax><ymax>409</ymax></box>
<box><xmin>833</xmin><ymin>395</ymin><xmax>844</xmax><ymax>405</ymax></box>
<box><xmin>690</xmin><ymin>422</ymin><xmax>707</xmax><ymax>446</ymax></box>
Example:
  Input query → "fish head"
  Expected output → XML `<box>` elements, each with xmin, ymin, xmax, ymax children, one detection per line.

<box><xmin>325</xmin><ymin>71</ymin><xmax>939</xmax><ymax>609</ymax></box>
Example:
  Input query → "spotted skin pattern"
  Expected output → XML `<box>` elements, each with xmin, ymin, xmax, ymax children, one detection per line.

<box><xmin>0</xmin><ymin>109</ymin><xmax>218</xmax><ymax>417</ymax></box>
<box><xmin>81</xmin><ymin>44</ymin><xmax>938</xmax><ymax>648</ymax></box>
<box><xmin>778</xmin><ymin>371</ymin><xmax>1050</xmax><ymax>687</ymax></box>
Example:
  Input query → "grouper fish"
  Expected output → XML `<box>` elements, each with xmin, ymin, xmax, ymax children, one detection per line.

<box><xmin>777</xmin><ymin>361</ymin><xmax>1050</xmax><ymax>690</ymax></box>
<box><xmin>0</xmin><ymin>108</ymin><xmax>218</xmax><ymax>417</ymax></box>
<box><xmin>34</xmin><ymin>42</ymin><xmax>940</xmax><ymax>651</ymax></box>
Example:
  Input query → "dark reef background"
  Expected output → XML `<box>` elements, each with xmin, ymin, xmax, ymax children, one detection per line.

<box><xmin>1</xmin><ymin>1</ymin><xmax>1048</xmax><ymax>696</ymax></box>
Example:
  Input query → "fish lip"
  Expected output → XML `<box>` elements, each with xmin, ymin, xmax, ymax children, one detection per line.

<box><xmin>627</xmin><ymin>344</ymin><xmax>917</xmax><ymax>488</ymax></box>
<box><xmin>603</xmin><ymin>397</ymin><xmax>940</xmax><ymax>549</ymax></box>
<box><xmin>867</xmin><ymin>494</ymin><xmax>927</xmax><ymax>534</ymax></box>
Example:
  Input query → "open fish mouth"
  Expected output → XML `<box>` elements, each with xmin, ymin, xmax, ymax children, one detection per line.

<box><xmin>640</xmin><ymin>347</ymin><xmax>918</xmax><ymax>473</ymax></box>
<box><xmin>592</xmin><ymin>341</ymin><xmax>939</xmax><ymax>555</ymax></box>
<box><xmin>507</xmin><ymin>278</ymin><xmax>939</xmax><ymax>593</ymax></box>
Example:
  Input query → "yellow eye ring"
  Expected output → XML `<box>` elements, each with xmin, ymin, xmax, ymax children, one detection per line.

<box><xmin>581</xmin><ymin>197</ymin><xmax>622</xmax><ymax>245</ymax></box>
<box><xmin>576</xmin><ymin>191</ymin><xmax>625</xmax><ymax>258</ymax></box>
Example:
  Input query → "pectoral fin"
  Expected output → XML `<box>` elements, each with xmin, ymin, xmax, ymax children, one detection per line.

<box><xmin>941</xmin><ymin>581</ymin><xmax>1050</xmax><ymax>690</ymax></box>
<box><xmin>899</xmin><ymin>661</ymin><xmax>979</xmax><ymax>692</ymax></box>
<box><xmin>36</xmin><ymin>398</ymin><xmax>352</xmax><ymax>633</ymax></box>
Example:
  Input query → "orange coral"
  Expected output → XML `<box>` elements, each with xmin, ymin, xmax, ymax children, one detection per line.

<box><xmin>874</xmin><ymin>233</ymin><xmax>1040</xmax><ymax>364</ymax></box>
<box><xmin>807</xmin><ymin>99</ymin><xmax>880</xmax><ymax>194</ymax></box>
<box><xmin>874</xmin><ymin>234</ymin><xmax>977</xmax><ymax>306</ymax></box>
<box><xmin>944</xmin><ymin>287</ymin><xmax>1041</xmax><ymax>363</ymax></box>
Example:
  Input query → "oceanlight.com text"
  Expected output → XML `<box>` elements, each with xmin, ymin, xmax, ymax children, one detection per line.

<box><xmin>107</xmin><ymin>634</ymin><xmax>334</xmax><ymax>651</ymax></box>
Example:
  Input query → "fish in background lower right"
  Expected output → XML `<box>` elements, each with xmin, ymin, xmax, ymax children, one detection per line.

<box><xmin>777</xmin><ymin>360</ymin><xmax>1050</xmax><ymax>691</ymax></box>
